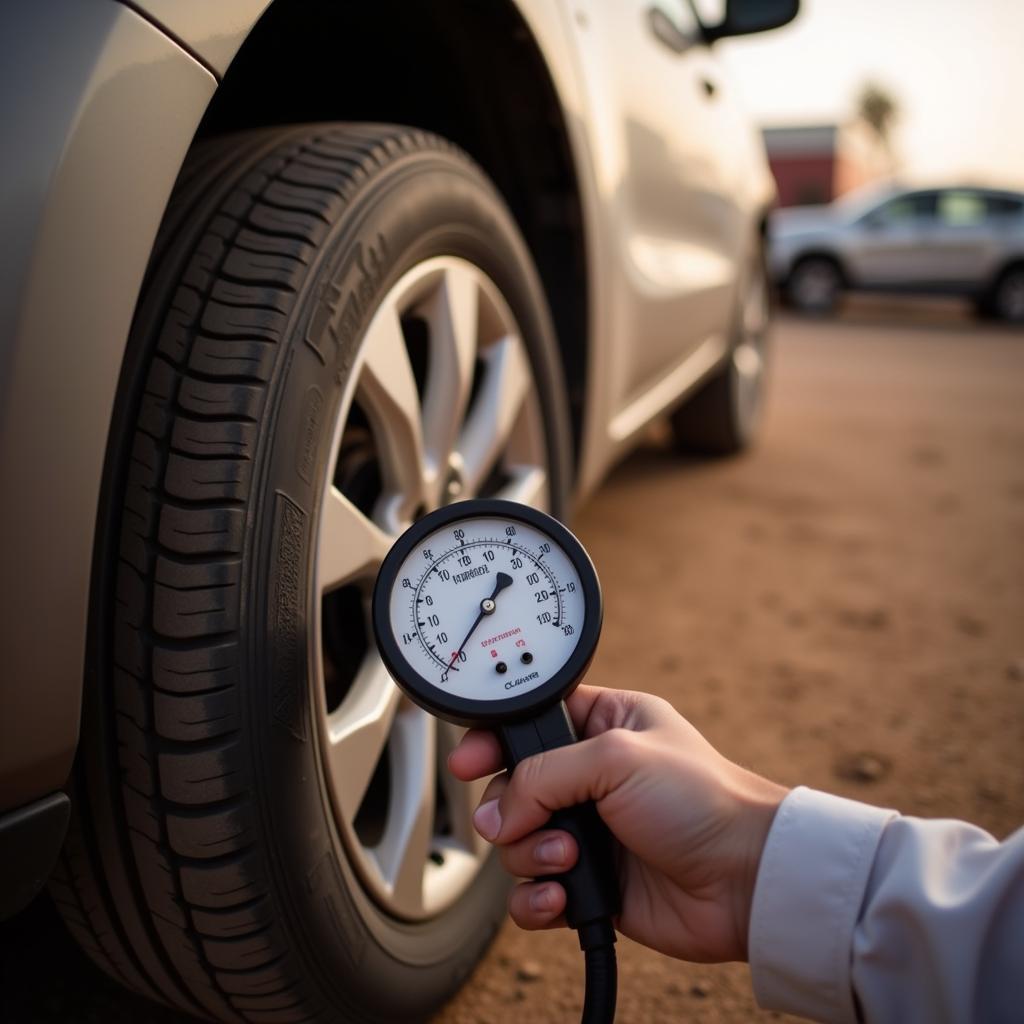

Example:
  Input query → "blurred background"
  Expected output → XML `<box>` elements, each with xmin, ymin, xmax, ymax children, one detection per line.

<box><xmin>730</xmin><ymin>0</ymin><xmax>1024</xmax><ymax>322</ymax></box>
<box><xmin>729</xmin><ymin>0</ymin><xmax>1024</xmax><ymax>319</ymax></box>
<box><xmin>722</xmin><ymin>0</ymin><xmax>1023</xmax><ymax>188</ymax></box>
<box><xmin>2</xmin><ymin>1</ymin><xmax>1021</xmax><ymax>1022</ymax></box>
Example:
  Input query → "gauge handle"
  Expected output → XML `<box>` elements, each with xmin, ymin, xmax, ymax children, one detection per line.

<box><xmin>498</xmin><ymin>701</ymin><xmax>621</xmax><ymax>937</ymax></box>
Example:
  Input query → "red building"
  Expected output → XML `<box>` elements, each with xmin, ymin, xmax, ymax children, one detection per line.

<box><xmin>763</xmin><ymin>123</ymin><xmax>889</xmax><ymax>207</ymax></box>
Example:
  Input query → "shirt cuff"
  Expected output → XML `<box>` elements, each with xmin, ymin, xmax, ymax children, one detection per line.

<box><xmin>748</xmin><ymin>786</ymin><xmax>896</xmax><ymax>1023</ymax></box>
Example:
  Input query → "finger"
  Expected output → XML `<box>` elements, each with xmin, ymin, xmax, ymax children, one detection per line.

<box><xmin>448</xmin><ymin>728</ymin><xmax>503</xmax><ymax>781</ymax></box>
<box><xmin>471</xmin><ymin>772</ymin><xmax>509</xmax><ymax>841</ymax></box>
<box><xmin>564</xmin><ymin>684</ymin><xmax>605</xmax><ymax>735</ymax></box>
<box><xmin>477</xmin><ymin>772</ymin><xmax>508</xmax><ymax>808</ymax></box>
<box><xmin>499</xmin><ymin>829</ymin><xmax>579</xmax><ymax>878</ymax></box>
<box><xmin>508</xmin><ymin>881</ymin><xmax>567</xmax><ymax>931</ymax></box>
<box><xmin>494</xmin><ymin>729</ymin><xmax>637</xmax><ymax>844</ymax></box>
<box><xmin>566</xmin><ymin>685</ymin><xmax>656</xmax><ymax>739</ymax></box>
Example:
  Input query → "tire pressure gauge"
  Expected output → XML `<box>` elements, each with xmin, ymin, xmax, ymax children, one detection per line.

<box><xmin>372</xmin><ymin>499</ymin><xmax>601</xmax><ymax>725</ymax></box>
<box><xmin>373</xmin><ymin>500</ymin><xmax>620</xmax><ymax>1024</ymax></box>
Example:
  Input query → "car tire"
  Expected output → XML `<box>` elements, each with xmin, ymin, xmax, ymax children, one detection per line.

<box><xmin>992</xmin><ymin>264</ymin><xmax>1024</xmax><ymax>323</ymax></box>
<box><xmin>51</xmin><ymin>123</ymin><xmax>571</xmax><ymax>1022</ymax></box>
<box><xmin>671</xmin><ymin>245</ymin><xmax>771</xmax><ymax>455</ymax></box>
<box><xmin>784</xmin><ymin>254</ymin><xmax>842</xmax><ymax>315</ymax></box>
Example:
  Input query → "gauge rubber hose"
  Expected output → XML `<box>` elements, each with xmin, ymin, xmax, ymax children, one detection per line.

<box><xmin>581</xmin><ymin>942</ymin><xmax>618</xmax><ymax>1023</ymax></box>
<box><xmin>578</xmin><ymin>918</ymin><xmax>617</xmax><ymax>1024</ymax></box>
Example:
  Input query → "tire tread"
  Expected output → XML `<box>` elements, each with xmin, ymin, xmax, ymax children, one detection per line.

<box><xmin>55</xmin><ymin>123</ymin><xmax>459</xmax><ymax>1022</ymax></box>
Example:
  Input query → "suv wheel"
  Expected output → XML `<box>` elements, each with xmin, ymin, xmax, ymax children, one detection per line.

<box><xmin>993</xmin><ymin>265</ymin><xmax>1024</xmax><ymax>323</ymax></box>
<box><xmin>671</xmin><ymin>245</ymin><xmax>771</xmax><ymax>455</ymax></box>
<box><xmin>785</xmin><ymin>254</ymin><xmax>842</xmax><ymax>314</ymax></box>
<box><xmin>51</xmin><ymin>123</ymin><xmax>571</xmax><ymax>1022</ymax></box>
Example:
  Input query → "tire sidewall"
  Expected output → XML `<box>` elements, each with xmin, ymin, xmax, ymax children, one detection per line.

<box><xmin>243</xmin><ymin>147</ymin><xmax>569</xmax><ymax>1014</ymax></box>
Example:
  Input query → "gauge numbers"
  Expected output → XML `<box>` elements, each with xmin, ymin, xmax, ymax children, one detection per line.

<box><xmin>386</xmin><ymin>516</ymin><xmax>584</xmax><ymax>701</ymax></box>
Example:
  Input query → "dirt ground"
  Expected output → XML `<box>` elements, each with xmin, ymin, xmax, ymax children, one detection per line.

<box><xmin>3</xmin><ymin>297</ymin><xmax>1023</xmax><ymax>1023</ymax></box>
<box><xmin>434</xmin><ymin>298</ymin><xmax>1024</xmax><ymax>1023</ymax></box>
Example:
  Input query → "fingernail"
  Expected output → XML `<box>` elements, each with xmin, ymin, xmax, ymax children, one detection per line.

<box><xmin>473</xmin><ymin>799</ymin><xmax>502</xmax><ymax>841</ymax></box>
<box><xmin>530</xmin><ymin>884</ymin><xmax>557</xmax><ymax>913</ymax></box>
<box><xmin>536</xmin><ymin>836</ymin><xmax>566</xmax><ymax>866</ymax></box>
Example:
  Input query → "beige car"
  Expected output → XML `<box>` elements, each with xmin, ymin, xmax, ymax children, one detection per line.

<box><xmin>0</xmin><ymin>0</ymin><xmax>795</xmax><ymax>1018</ymax></box>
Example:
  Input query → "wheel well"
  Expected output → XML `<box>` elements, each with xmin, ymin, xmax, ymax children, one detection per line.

<box><xmin>195</xmin><ymin>0</ymin><xmax>589</xmax><ymax>472</ymax></box>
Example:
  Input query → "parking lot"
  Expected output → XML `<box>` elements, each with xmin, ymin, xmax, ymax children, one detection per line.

<box><xmin>3</xmin><ymin>300</ymin><xmax>1023</xmax><ymax>1023</ymax></box>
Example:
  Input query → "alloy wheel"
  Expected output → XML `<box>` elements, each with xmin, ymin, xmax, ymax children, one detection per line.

<box><xmin>313</xmin><ymin>257</ymin><xmax>549</xmax><ymax>921</ymax></box>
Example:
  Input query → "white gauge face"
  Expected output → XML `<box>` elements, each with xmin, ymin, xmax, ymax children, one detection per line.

<box><xmin>386</xmin><ymin>516</ymin><xmax>585</xmax><ymax>701</ymax></box>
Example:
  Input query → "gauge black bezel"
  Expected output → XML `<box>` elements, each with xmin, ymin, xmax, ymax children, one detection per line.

<box><xmin>371</xmin><ymin>500</ymin><xmax>603</xmax><ymax>727</ymax></box>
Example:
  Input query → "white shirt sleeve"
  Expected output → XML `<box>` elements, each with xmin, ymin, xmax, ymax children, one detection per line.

<box><xmin>748</xmin><ymin>786</ymin><xmax>1024</xmax><ymax>1024</ymax></box>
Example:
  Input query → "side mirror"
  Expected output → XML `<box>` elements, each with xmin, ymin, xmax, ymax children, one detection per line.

<box><xmin>704</xmin><ymin>0</ymin><xmax>799</xmax><ymax>42</ymax></box>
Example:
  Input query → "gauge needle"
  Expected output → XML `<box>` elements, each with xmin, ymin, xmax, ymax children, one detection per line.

<box><xmin>446</xmin><ymin>572</ymin><xmax>513</xmax><ymax>671</ymax></box>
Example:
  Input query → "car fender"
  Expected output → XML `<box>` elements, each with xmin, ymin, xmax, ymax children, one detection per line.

<box><xmin>0</xmin><ymin>0</ymin><xmax>216</xmax><ymax>812</ymax></box>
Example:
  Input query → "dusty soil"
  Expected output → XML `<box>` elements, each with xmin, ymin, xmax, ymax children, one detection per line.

<box><xmin>434</xmin><ymin>298</ymin><xmax>1024</xmax><ymax>1023</ymax></box>
<box><xmin>3</xmin><ymin>297</ymin><xmax>1023</xmax><ymax>1023</ymax></box>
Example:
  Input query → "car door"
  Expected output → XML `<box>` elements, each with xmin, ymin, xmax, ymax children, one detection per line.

<box><xmin>568</xmin><ymin>0</ymin><xmax>751</xmax><ymax>411</ymax></box>
<box><xmin>843</xmin><ymin>191</ymin><xmax>938</xmax><ymax>287</ymax></box>
<box><xmin>920</xmin><ymin>189</ymin><xmax>1004</xmax><ymax>286</ymax></box>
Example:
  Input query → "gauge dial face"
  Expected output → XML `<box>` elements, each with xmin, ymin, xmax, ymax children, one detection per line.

<box><xmin>386</xmin><ymin>515</ymin><xmax>585</xmax><ymax>702</ymax></box>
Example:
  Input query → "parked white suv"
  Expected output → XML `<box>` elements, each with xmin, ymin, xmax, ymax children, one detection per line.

<box><xmin>0</xmin><ymin>0</ymin><xmax>795</xmax><ymax>1019</ymax></box>
<box><xmin>771</xmin><ymin>184</ymin><xmax>1024</xmax><ymax>320</ymax></box>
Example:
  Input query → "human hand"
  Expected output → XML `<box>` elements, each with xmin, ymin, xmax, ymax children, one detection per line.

<box><xmin>448</xmin><ymin>686</ymin><xmax>787</xmax><ymax>963</ymax></box>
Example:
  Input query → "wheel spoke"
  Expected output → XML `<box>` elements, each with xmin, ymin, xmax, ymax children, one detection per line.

<box><xmin>357</xmin><ymin>301</ymin><xmax>426</xmax><ymax>526</ymax></box>
<box><xmin>326</xmin><ymin>652</ymin><xmax>401</xmax><ymax>823</ymax></box>
<box><xmin>378</xmin><ymin>707</ymin><xmax>436</xmax><ymax>915</ymax></box>
<box><xmin>421</xmin><ymin>266</ymin><xmax>479</xmax><ymax>498</ymax></box>
<box><xmin>458</xmin><ymin>334</ymin><xmax>531</xmax><ymax>495</ymax></box>
<box><xmin>317</xmin><ymin>486</ymin><xmax>393</xmax><ymax>592</ymax></box>
<box><xmin>436</xmin><ymin>721</ymin><xmax>491</xmax><ymax>856</ymax></box>
<box><xmin>495</xmin><ymin>466</ymin><xmax>548</xmax><ymax>508</ymax></box>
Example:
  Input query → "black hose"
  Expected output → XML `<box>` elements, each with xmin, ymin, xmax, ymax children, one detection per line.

<box><xmin>581</xmin><ymin>942</ymin><xmax>618</xmax><ymax>1024</ymax></box>
<box><xmin>577</xmin><ymin>918</ymin><xmax>617</xmax><ymax>1024</ymax></box>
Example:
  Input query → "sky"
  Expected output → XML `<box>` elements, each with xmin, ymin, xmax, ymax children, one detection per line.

<box><xmin>712</xmin><ymin>0</ymin><xmax>1024</xmax><ymax>187</ymax></box>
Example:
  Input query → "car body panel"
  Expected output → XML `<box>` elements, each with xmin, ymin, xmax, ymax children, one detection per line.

<box><xmin>0</xmin><ymin>0</ymin><xmax>216</xmax><ymax>812</ymax></box>
<box><xmin>546</xmin><ymin>0</ymin><xmax>775</xmax><ymax>494</ymax></box>
<box><xmin>124</xmin><ymin>0</ymin><xmax>272</xmax><ymax>75</ymax></box>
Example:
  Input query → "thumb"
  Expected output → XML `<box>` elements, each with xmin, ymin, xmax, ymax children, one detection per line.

<box><xmin>489</xmin><ymin>729</ymin><xmax>637</xmax><ymax>845</ymax></box>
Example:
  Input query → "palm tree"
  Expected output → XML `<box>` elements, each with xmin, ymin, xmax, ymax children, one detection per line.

<box><xmin>857</xmin><ymin>82</ymin><xmax>899</xmax><ymax>156</ymax></box>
